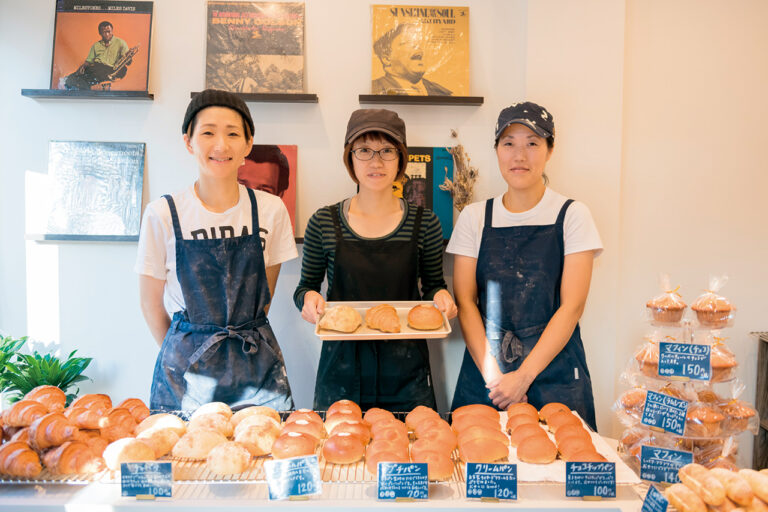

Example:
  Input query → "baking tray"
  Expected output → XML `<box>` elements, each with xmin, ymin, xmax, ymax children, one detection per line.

<box><xmin>315</xmin><ymin>301</ymin><xmax>451</xmax><ymax>341</ymax></box>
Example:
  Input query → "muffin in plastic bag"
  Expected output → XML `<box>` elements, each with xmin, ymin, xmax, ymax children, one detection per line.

<box><xmin>646</xmin><ymin>275</ymin><xmax>687</xmax><ymax>324</ymax></box>
<box><xmin>691</xmin><ymin>275</ymin><xmax>734</xmax><ymax>328</ymax></box>
<box><xmin>685</xmin><ymin>403</ymin><xmax>725</xmax><ymax>437</ymax></box>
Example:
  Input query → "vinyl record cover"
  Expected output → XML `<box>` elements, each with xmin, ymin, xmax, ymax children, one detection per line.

<box><xmin>371</xmin><ymin>5</ymin><xmax>469</xmax><ymax>96</ymax></box>
<box><xmin>237</xmin><ymin>144</ymin><xmax>297</xmax><ymax>233</ymax></box>
<box><xmin>46</xmin><ymin>141</ymin><xmax>145</xmax><ymax>240</ymax></box>
<box><xmin>395</xmin><ymin>146</ymin><xmax>454</xmax><ymax>239</ymax></box>
<box><xmin>206</xmin><ymin>1</ymin><xmax>305</xmax><ymax>93</ymax></box>
<box><xmin>50</xmin><ymin>0</ymin><xmax>153</xmax><ymax>91</ymax></box>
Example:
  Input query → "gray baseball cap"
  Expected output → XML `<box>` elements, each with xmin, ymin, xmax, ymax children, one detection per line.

<box><xmin>344</xmin><ymin>108</ymin><xmax>407</xmax><ymax>147</ymax></box>
<box><xmin>494</xmin><ymin>102</ymin><xmax>554</xmax><ymax>142</ymax></box>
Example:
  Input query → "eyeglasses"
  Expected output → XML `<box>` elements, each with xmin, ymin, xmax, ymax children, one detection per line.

<box><xmin>351</xmin><ymin>147</ymin><xmax>399</xmax><ymax>161</ymax></box>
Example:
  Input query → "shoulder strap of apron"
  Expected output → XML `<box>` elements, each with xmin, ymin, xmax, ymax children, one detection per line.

<box><xmin>330</xmin><ymin>203</ymin><xmax>343</xmax><ymax>242</ymax></box>
<box><xmin>556</xmin><ymin>199</ymin><xmax>575</xmax><ymax>225</ymax></box>
<box><xmin>163</xmin><ymin>194</ymin><xmax>183</xmax><ymax>241</ymax></box>
<box><xmin>483</xmin><ymin>198</ymin><xmax>494</xmax><ymax>227</ymax></box>
<box><xmin>411</xmin><ymin>205</ymin><xmax>424</xmax><ymax>242</ymax></box>
<box><xmin>247</xmin><ymin>187</ymin><xmax>259</xmax><ymax>230</ymax></box>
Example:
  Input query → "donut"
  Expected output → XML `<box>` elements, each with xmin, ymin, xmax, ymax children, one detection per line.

<box><xmin>457</xmin><ymin>425</ymin><xmax>508</xmax><ymax>447</ymax></box>
<box><xmin>285</xmin><ymin>409</ymin><xmax>323</xmax><ymax>426</ymax></box>
<box><xmin>366</xmin><ymin>450</ymin><xmax>409</xmax><ymax>476</ymax></box>
<box><xmin>330</xmin><ymin>420</ymin><xmax>371</xmax><ymax>444</ymax></box>
<box><xmin>517</xmin><ymin>435</ymin><xmax>557</xmax><ymax>464</ymax></box>
<box><xmin>507</xmin><ymin>402</ymin><xmax>539</xmax><ymax>420</ymax></box>
<box><xmin>327</xmin><ymin>400</ymin><xmax>362</xmax><ymax>419</ymax></box>
<box><xmin>231</xmin><ymin>406</ymin><xmax>281</xmax><ymax>427</ymax></box>
<box><xmin>370</xmin><ymin>419</ymin><xmax>408</xmax><ymax>440</ymax></box>
<box><xmin>325</xmin><ymin>411</ymin><xmax>363</xmax><ymax>433</ymax></box>
<box><xmin>272</xmin><ymin>432</ymin><xmax>316</xmax><ymax>459</ymax></box>
<box><xmin>322</xmin><ymin>432</ymin><xmax>365</xmax><ymax>464</ymax></box>
<box><xmin>509</xmin><ymin>423</ymin><xmax>549</xmax><ymax>447</ymax></box>
<box><xmin>280</xmin><ymin>419</ymin><xmax>324</xmax><ymax>443</ymax></box>
<box><xmin>539</xmin><ymin>403</ymin><xmax>570</xmax><ymax>423</ymax></box>
<box><xmin>546</xmin><ymin>410</ymin><xmax>581</xmax><ymax>433</ymax></box>
<box><xmin>505</xmin><ymin>413</ymin><xmax>538</xmax><ymax>434</ymax></box>
<box><xmin>405</xmin><ymin>405</ymin><xmax>440</xmax><ymax>431</ymax></box>
<box><xmin>458</xmin><ymin>437</ymin><xmax>509</xmax><ymax>463</ymax></box>
<box><xmin>452</xmin><ymin>404</ymin><xmax>500</xmax><ymax>422</ymax></box>
<box><xmin>363</xmin><ymin>407</ymin><xmax>395</xmax><ymax>426</ymax></box>
<box><xmin>410</xmin><ymin>450</ymin><xmax>454</xmax><ymax>481</ymax></box>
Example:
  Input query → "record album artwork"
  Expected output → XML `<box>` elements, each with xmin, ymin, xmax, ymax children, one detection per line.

<box><xmin>371</xmin><ymin>5</ymin><xmax>469</xmax><ymax>96</ymax></box>
<box><xmin>46</xmin><ymin>141</ymin><xmax>145</xmax><ymax>240</ymax></box>
<box><xmin>395</xmin><ymin>146</ymin><xmax>454</xmax><ymax>239</ymax></box>
<box><xmin>237</xmin><ymin>144</ymin><xmax>297</xmax><ymax>233</ymax></box>
<box><xmin>206</xmin><ymin>1</ymin><xmax>305</xmax><ymax>93</ymax></box>
<box><xmin>51</xmin><ymin>0</ymin><xmax>153</xmax><ymax>91</ymax></box>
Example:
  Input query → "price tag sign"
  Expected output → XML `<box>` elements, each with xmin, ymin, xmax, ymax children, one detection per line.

<box><xmin>377</xmin><ymin>462</ymin><xmax>428</xmax><ymax>500</ymax></box>
<box><xmin>565</xmin><ymin>462</ymin><xmax>615</xmax><ymax>498</ymax></box>
<box><xmin>264</xmin><ymin>455</ymin><xmax>322</xmax><ymax>501</ymax></box>
<box><xmin>466</xmin><ymin>463</ymin><xmax>517</xmax><ymax>500</ymax></box>
<box><xmin>642</xmin><ymin>484</ymin><xmax>669</xmax><ymax>512</ymax></box>
<box><xmin>120</xmin><ymin>462</ymin><xmax>172</xmax><ymax>498</ymax></box>
<box><xmin>658</xmin><ymin>342</ymin><xmax>711</xmax><ymax>381</ymax></box>
<box><xmin>641</xmin><ymin>390</ymin><xmax>688</xmax><ymax>435</ymax></box>
<box><xmin>640</xmin><ymin>445</ymin><xmax>692</xmax><ymax>483</ymax></box>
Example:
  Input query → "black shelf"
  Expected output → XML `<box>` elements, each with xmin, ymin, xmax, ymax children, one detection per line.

<box><xmin>21</xmin><ymin>89</ymin><xmax>154</xmax><ymax>100</ymax></box>
<box><xmin>359</xmin><ymin>94</ymin><xmax>483</xmax><ymax>106</ymax></box>
<box><xmin>190</xmin><ymin>92</ymin><xmax>318</xmax><ymax>103</ymax></box>
<box><xmin>27</xmin><ymin>234</ymin><xmax>139</xmax><ymax>242</ymax></box>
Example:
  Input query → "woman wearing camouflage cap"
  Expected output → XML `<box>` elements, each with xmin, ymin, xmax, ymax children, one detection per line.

<box><xmin>447</xmin><ymin>102</ymin><xmax>602</xmax><ymax>430</ymax></box>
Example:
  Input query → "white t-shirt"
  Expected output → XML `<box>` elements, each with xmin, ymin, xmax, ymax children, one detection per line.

<box><xmin>134</xmin><ymin>184</ymin><xmax>298</xmax><ymax>314</ymax></box>
<box><xmin>446</xmin><ymin>188</ymin><xmax>603</xmax><ymax>259</ymax></box>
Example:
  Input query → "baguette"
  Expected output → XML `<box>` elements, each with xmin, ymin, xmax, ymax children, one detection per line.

<box><xmin>666</xmin><ymin>482</ymin><xmax>707</xmax><ymax>512</ymax></box>
<box><xmin>679</xmin><ymin>462</ymin><xmax>726</xmax><ymax>506</ymax></box>
<box><xmin>710</xmin><ymin>467</ymin><xmax>755</xmax><ymax>506</ymax></box>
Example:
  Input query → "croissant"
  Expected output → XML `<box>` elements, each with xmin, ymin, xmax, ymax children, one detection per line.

<box><xmin>10</xmin><ymin>427</ymin><xmax>30</xmax><ymax>444</ymax></box>
<box><xmin>24</xmin><ymin>385</ymin><xmax>66</xmax><ymax>413</ymax></box>
<box><xmin>2</xmin><ymin>400</ymin><xmax>49</xmax><ymax>427</ymax></box>
<box><xmin>64</xmin><ymin>406</ymin><xmax>102</xmax><ymax>429</ymax></box>
<box><xmin>42</xmin><ymin>441</ymin><xmax>105</xmax><ymax>475</ymax></box>
<box><xmin>0</xmin><ymin>441</ymin><xmax>42</xmax><ymax>478</ymax></box>
<box><xmin>69</xmin><ymin>394</ymin><xmax>112</xmax><ymax>413</ymax></box>
<box><xmin>28</xmin><ymin>412</ymin><xmax>79</xmax><ymax>451</ymax></box>
<box><xmin>116</xmin><ymin>398</ymin><xmax>150</xmax><ymax>423</ymax></box>
<box><xmin>365</xmin><ymin>304</ymin><xmax>401</xmax><ymax>333</ymax></box>
<box><xmin>98</xmin><ymin>407</ymin><xmax>137</xmax><ymax>442</ymax></box>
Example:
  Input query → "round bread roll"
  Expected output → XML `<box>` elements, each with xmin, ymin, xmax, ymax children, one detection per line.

<box><xmin>322</xmin><ymin>432</ymin><xmax>365</xmax><ymax>464</ymax></box>
<box><xmin>285</xmin><ymin>409</ymin><xmax>323</xmax><ymax>427</ymax></box>
<box><xmin>327</xmin><ymin>399</ymin><xmax>362</xmax><ymax>418</ymax></box>
<box><xmin>272</xmin><ymin>432</ymin><xmax>316</xmax><ymax>459</ymax></box>
<box><xmin>453</xmin><ymin>404</ymin><xmax>500</xmax><ymax>422</ymax></box>
<box><xmin>458</xmin><ymin>437</ymin><xmax>509</xmax><ymax>463</ymax></box>
<box><xmin>509</xmin><ymin>423</ymin><xmax>549</xmax><ymax>447</ymax></box>
<box><xmin>457</xmin><ymin>425</ymin><xmax>508</xmax><ymax>447</ymax></box>
<box><xmin>452</xmin><ymin>414</ymin><xmax>501</xmax><ymax>434</ymax></box>
<box><xmin>137</xmin><ymin>428</ymin><xmax>180</xmax><ymax>458</ymax></box>
<box><xmin>413</xmin><ymin>417</ymin><xmax>452</xmax><ymax>438</ymax></box>
<box><xmin>517</xmin><ymin>435</ymin><xmax>557</xmax><ymax>464</ymax></box>
<box><xmin>231</xmin><ymin>406</ymin><xmax>281</xmax><ymax>427</ymax></box>
<box><xmin>190</xmin><ymin>402</ymin><xmax>232</xmax><ymax>420</ymax></box>
<box><xmin>370</xmin><ymin>419</ymin><xmax>408</xmax><ymax>440</ymax></box>
<box><xmin>556</xmin><ymin>436</ymin><xmax>595</xmax><ymax>460</ymax></box>
<box><xmin>507</xmin><ymin>402</ymin><xmax>539</xmax><ymax>420</ymax></box>
<box><xmin>366</xmin><ymin>450</ymin><xmax>409</xmax><ymax>476</ymax></box>
<box><xmin>172</xmin><ymin>428</ymin><xmax>228</xmax><ymax>460</ymax></box>
<box><xmin>325</xmin><ymin>411</ymin><xmax>362</xmax><ymax>433</ymax></box>
<box><xmin>206</xmin><ymin>441</ymin><xmax>252</xmax><ymax>475</ymax></box>
<box><xmin>405</xmin><ymin>405</ymin><xmax>440</xmax><ymax>431</ymax></box>
<box><xmin>407</xmin><ymin>304</ymin><xmax>444</xmax><ymax>330</ymax></box>
<box><xmin>410</xmin><ymin>449</ymin><xmax>454</xmax><ymax>481</ymax></box>
<box><xmin>363</xmin><ymin>407</ymin><xmax>395</xmax><ymax>425</ymax></box>
<box><xmin>411</xmin><ymin>437</ymin><xmax>453</xmax><ymax>460</ymax></box>
<box><xmin>330</xmin><ymin>420</ymin><xmax>371</xmax><ymax>444</ymax></box>
<box><xmin>234</xmin><ymin>413</ymin><xmax>280</xmax><ymax>438</ymax></box>
<box><xmin>562</xmin><ymin>449</ymin><xmax>606</xmax><ymax>463</ymax></box>
<box><xmin>539</xmin><ymin>402</ymin><xmax>570</xmax><ymax>422</ymax></box>
<box><xmin>554</xmin><ymin>424</ymin><xmax>591</xmax><ymax>445</ymax></box>
<box><xmin>366</xmin><ymin>439</ymin><xmax>409</xmax><ymax>460</ymax></box>
<box><xmin>506</xmin><ymin>413</ymin><xmax>538</xmax><ymax>434</ymax></box>
<box><xmin>234</xmin><ymin>424</ymin><xmax>279</xmax><ymax>456</ymax></box>
<box><xmin>281</xmin><ymin>419</ymin><xmax>323</xmax><ymax>443</ymax></box>
<box><xmin>103</xmin><ymin>438</ymin><xmax>156</xmax><ymax>470</ymax></box>
<box><xmin>135</xmin><ymin>413</ymin><xmax>186</xmax><ymax>437</ymax></box>
<box><xmin>418</xmin><ymin>427</ymin><xmax>457</xmax><ymax>451</ymax></box>
<box><xmin>188</xmin><ymin>413</ymin><xmax>234</xmax><ymax>438</ymax></box>
<box><xmin>318</xmin><ymin>305</ymin><xmax>362</xmax><ymax>333</ymax></box>
<box><xmin>546</xmin><ymin>410</ymin><xmax>580</xmax><ymax>433</ymax></box>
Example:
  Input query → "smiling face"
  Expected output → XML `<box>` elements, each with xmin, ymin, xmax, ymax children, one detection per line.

<box><xmin>184</xmin><ymin>106</ymin><xmax>253</xmax><ymax>182</ymax></box>
<box><xmin>385</xmin><ymin>25</ymin><xmax>426</xmax><ymax>83</ymax></box>
<box><xmin>351</xmin><ymin>134</ymin><xmax>400</xmax><ymax>193</ymax></box>
<box><xmin>495</xmin><ymin>123</ymin><xmax>553</xmax><ymax>192</ymax></box>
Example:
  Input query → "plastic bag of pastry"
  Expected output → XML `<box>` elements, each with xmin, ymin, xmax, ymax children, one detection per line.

<box><xmin>720</xmin><ymin>399</ymin><xmax>759</xmax><ymax>434</ymax></box>
<box><xmin>710</xmin><ymin>338</ymin><xmax>738</xmax><ymax>382</ymax></box>
<box><xmin>613</xmin><ymin>387</ymin><xmax>647</xmax><ymax>426</ymax></box>
<box><xmin>631</xmin><ymin>335</ymin><xmax>661</xmax><ymax>378</ymax></box>
<box><xmin>693</xmin><ymin>436</ymin><xmax>739</xmax><ymax>469</ymax></box>
<box><xmin>618</xmin><ymin>425</ymin><xmax>655</xmax><ymax>466</ymax></box>
<box><xmin>646</xmin><ymin>274</ymin><xmax>687</xmax><ymax>325</ymax></box>
<box><xmin>691</xmin><ymin>275</ymin><xmax>734</xmax><ymax>328</ymax></box>
<box><xmin>685</xmin><ymin>402</ymin><xmax>726</xmax><ymax>438</ymax></box>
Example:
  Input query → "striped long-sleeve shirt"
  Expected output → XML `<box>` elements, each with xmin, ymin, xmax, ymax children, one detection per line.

<box><xmin>293</xmin><ymin>199</ymin><xmax>448</xmax><ymax>310</ymax></box>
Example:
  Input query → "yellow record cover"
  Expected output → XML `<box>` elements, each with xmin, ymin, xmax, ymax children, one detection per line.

<box><xmin>371</xmin><ymin>5</ymin><xmax>469</xmax><ymax>96</ymax></box>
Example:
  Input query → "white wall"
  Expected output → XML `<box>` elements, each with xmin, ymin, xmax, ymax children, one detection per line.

<box><xmin>1</xmin><ymin>0</ymin><xmax>767</xmax><ymax>465</ymax></box>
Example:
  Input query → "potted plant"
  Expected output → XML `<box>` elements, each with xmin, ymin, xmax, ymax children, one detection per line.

<box><xmin>0</xmin><ymin>334</ymin><xmax>27</xmax><ymax>410</ymax></box>
<box><xmin>3</xmin><ymin>348</ymin><xmax>93</xmax><ymax>406</ymax></box>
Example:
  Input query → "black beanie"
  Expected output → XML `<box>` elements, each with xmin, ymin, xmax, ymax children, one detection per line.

<box><xmin>182</xmin><ymin>89</ymin><xmax>254</xmax><ymax>136</ymax></box>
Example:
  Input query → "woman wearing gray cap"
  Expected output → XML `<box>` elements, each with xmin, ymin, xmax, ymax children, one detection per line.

<box><xmin>294</xmin><ymin>108</ymin><xmax>457</xmax><ymax>411</ymax></box>
<box><xmin>447</xmin><ymin>102</ymin><xmax>602</xmax><ymax>430</ymax></box>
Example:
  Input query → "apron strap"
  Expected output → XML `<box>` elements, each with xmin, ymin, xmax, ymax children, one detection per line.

<box><xmin>552</xmin><ymin>199</ymin><xmax>574</xmax><ymax>310</ymax></box>
<box><xmin>330</xmin><ymin>203</ymin><xmax>343</xmax><ymax>241</ymax></box>
<box><xmin>483</xmin><ymin>198</ymin><xmax>494</xmax><ymax>227</ymax></box>
<box><xmin>555</xmin><ymin>199</ymin><xmax>574</xmax><ymax>225</ymax></box>
<box><xmin>246</xmin><ymin>187</ymin><xmax>260</xmax><ymax>230</ymax></box>
<box><xmin>411</xmin><ymin>205</ymin><xmax>423</xmax><ymax>243</ymax></box>
<box><xmin>163</xmin><ymin>194</ymin><xmax>183</xmax><ymax>241</ymax></box>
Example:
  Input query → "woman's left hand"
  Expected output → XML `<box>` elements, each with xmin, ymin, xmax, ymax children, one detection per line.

<box><xmin>433</xmin><ymin>289</ymin><xmax>458</xmax><ymax>320</ymax></box>
<box><xmin>486</xmin><ymin>371</ymin><xmax>535</xmax><ymax>410</ymax></box>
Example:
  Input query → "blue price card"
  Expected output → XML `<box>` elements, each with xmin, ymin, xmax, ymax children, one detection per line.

<box><xmin>639</xmin><ymin>445</ymin><xmax>693</xmax><ymax>483</ymax></box>
<box><xmin>565</xmin><ymin>462</ymin><xmax>616</xmax><ymax>498</ymax></box>
<box><xmin>264</xmin><ymin>455</ymin><xmax>322</xmax><ymax>501</ymax></box>
<box><xmin>642</xmin><ymin>484</ymin><xmax>669</xmax><ymax>512</ymax></box>
<box><xmin>658</xmin><ymin>342</ymin><xmax>711</xmax><ymax>381</ymax></box>
<box><xmin>641</xmin><ymin>390</ymin><xmax>688</xmax><ymax>435</ymax></box>
<box><xmin>120</xmin><ymin>462</ymin><xmax>172</xmax><ymax>498</ymax></box>
<box><xmin>465</xmin><ymin>463</ymin><xmax>517</xmax><ymax>500</ymax></box>
<box><xmin>377</xmin><ymin>462</ymin><xmax>429</xmax><ymax>500</ymax></box>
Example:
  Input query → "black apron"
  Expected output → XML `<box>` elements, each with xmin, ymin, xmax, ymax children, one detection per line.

<box><xmin>451</xmin><ymin>198</ymin><xmax>597</xmax><ymax>430</ymax></box>
<box><xmin>149</xmin><ymin>188</ymin><xmax>293</xmax><ymax>412</ymax></box>
<box><xmin>313</xmin><ymin>202</ymin><xmax>437</xmax><ymax>411</ymax></box>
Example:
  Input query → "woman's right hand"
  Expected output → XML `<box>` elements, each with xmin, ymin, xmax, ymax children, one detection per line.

<box><xmin>301</xmin><ymin>291</ymin><xmax>326</xmax><ymax>324</ymax></box>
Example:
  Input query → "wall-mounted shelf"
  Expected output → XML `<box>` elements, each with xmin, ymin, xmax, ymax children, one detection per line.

<box><xmin>359</xmin><ymin>94</ymin><xmax>483</xmax><ymax>106</ymax></box>
<box><xmin>21</xmin><ymin>89</ymin><xmax>154</xmax><ymax>100</ymax></box>
<box><xmin>190</xmin><ymin>92</ymin><xmax>318</xmax><ymax>103</ymax></box>
<box><xmin>26</xmin><ymin>234</ymin><xmax>139</xmax><ymax>242</ymax></box>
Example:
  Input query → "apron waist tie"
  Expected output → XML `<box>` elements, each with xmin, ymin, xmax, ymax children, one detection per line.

<box><xmin>185</xmin><ymin>317</ymin><xmax>270</xmax><ymax>365</ymax></box>
<box><xmin>485</xmin><ymin>318</ymin><xmax>548</xmax><ymax>364</ymax></box>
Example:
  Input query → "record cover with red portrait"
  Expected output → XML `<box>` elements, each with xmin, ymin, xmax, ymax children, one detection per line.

<box><xmin>50</xmin><ymin>0</ymin><xmax>153</xmax><ymax>91</ymax></box>
<box><xmin>237</xmin><ymin>144</ymin><xmax>298</xmax><ymax>233</ymax></box>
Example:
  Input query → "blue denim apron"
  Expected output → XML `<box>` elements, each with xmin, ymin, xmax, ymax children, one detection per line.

<box><xmin>149</xmin><ymin>188</ymin><xmax>293</xmax><ymax>412</ymax></box>
<box><xmin>451</xmin><ymin>198</ymin><xmax>597</xmax><ymax>430</ymax></box>
<box><xmin>313</xmin><ymin>203</ymin><xmax>436</xmax><ymax>411</ymax></box>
